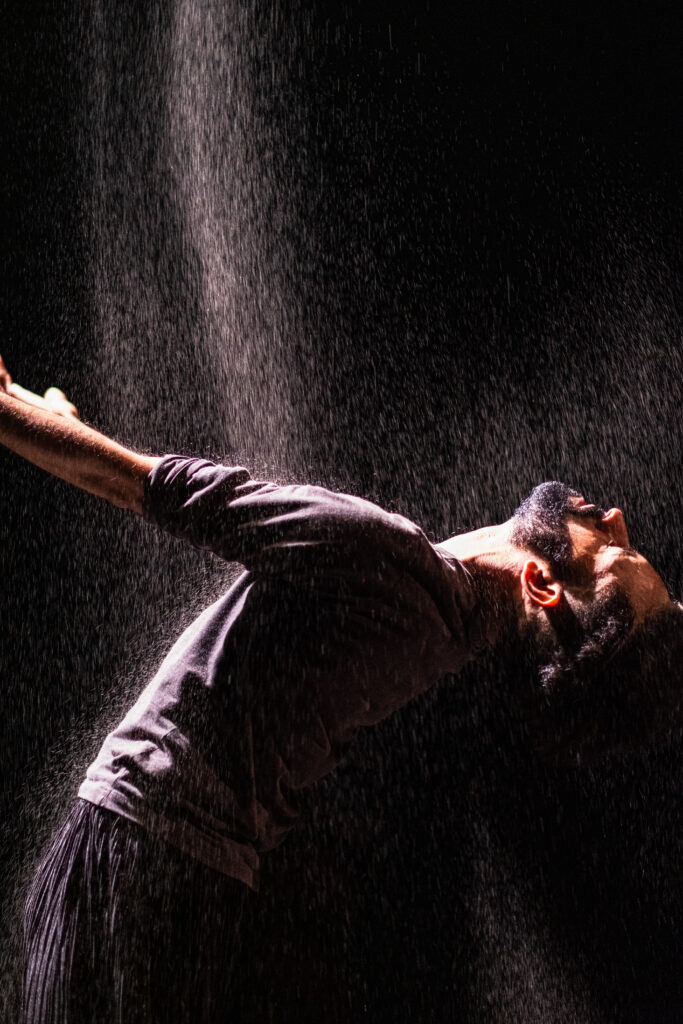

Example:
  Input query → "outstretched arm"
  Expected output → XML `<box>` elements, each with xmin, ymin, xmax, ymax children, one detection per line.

<box><xmin>0</xmin><ymin>357</ymin><xmax>158</xmax><ymax>512</ymax></box>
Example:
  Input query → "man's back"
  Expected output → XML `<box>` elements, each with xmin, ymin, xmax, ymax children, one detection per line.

<box><xmin>80</xmin><ymin>454</ymin><xmax>488</xmax><ymax>888</ymax></box>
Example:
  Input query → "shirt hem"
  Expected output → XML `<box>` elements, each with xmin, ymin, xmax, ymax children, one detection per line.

<box><xmin>77</xmin><ymin>781</ymin><xmax>260</xmax><ymax>891</ymax></box>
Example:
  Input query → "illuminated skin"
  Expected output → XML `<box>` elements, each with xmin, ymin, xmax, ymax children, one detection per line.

<box><xmin>0</xmin><ymin>354</ymin><xmax>672</xmax><ymax>635</ymax></box>
<box><xmin>0</xmin><ymin>356</ymin><xmax>158</xmax><ymax>511</ymax></box>
<box><xmin>440</xmin><ymin>497</ymin><xmax>671</xmax><ymax>638</ymax></box>
<box><xmin>564</xmin><ymin>496</ymin><xmax>670</xmax><ymax>627</ymax></box>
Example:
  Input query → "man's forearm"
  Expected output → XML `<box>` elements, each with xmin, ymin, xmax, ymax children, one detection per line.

<box><xmin>0</xmin><ymin>391</ymin><xmax>159</xmax><ymax>512</ymax></box>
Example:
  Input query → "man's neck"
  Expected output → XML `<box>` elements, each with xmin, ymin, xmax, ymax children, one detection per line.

<box><xmin>437</xmin><ymin>521</ymin><xmax>521</xmax><ymax>571</ymax></box>
<box><xmin>437</xmin><ymin>522</ymin><xmax>524</xmax><ymax>642</ymax></box>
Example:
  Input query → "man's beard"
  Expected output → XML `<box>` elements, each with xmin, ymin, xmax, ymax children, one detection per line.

<box><xmin>521</xmin><ymin>582</ymin><xmax>635</xmax><ymax>692</ymax></box>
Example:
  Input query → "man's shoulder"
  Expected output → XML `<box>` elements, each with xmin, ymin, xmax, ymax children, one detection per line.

<box><xmin>281</xmin><ymin>482</ymin><xmax>426</xmax><ymax>541</ymax></box>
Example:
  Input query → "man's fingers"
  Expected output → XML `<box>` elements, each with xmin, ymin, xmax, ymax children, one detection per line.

<box><xmin>3</xmin><ymin>382</ymin><xmax>80</xmax><ymax>421</ymax></box>
<box><xmin>0</xmin><ymin>354</ymin><xmax>12</xmax><ymax>392</ymax></box>
<box><xmin>44</xmin><ymin>387</ymin><xmax>80</xmax><ymax>420</ymax></box>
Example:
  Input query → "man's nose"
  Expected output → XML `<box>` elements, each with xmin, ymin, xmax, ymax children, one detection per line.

<box><xmin>602</xmin><ymin>507</ymin><xmax>630</xmax><ymax>547</ymax></box>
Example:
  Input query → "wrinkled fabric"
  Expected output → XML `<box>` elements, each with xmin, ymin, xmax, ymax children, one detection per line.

<box><xmin>79</xmin><ymin>457</ymin><xmax>488</xmax><ymax>888</ymax></box>
<box><xmin>24</xmin><ymin>799</ymin><xmax>246</xmax><ymax>1024</ymax></box>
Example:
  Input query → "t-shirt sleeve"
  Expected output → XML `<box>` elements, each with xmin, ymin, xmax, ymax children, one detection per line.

<box><xmin>142</xmin><ymin>454</ymin><xmax>416</xmax><ymax>571</ymax></box>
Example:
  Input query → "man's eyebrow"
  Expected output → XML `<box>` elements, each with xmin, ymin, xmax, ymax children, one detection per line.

<box><xmin>568</xmin><ymin>503</ymin><xmax>608</xmax><ymax>520</ymax></box>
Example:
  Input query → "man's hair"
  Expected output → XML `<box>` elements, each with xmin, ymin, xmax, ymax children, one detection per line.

<box><xmin>521</xmin><ymin>601</ymin><xmax>683</xmax><ymax>760</ymax></box>
<box><xmin>510</xmin><ymin>480</ymin><xmax>581</xmax><ymax>581</ymax></box>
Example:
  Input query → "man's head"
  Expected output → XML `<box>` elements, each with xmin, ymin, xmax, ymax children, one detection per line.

<box><xmin>507</xmin><ymin>481</ymin><xmax>680</xmax><ymax>756</ymax></box>
<box><xmin>510</xmin><ymin>481</ymin><xmax>670</xmax><ymax>650</ymax></box>
<box><xmin>510</xmin><ymin>481</ymin><xmax>668</xmax><ymax>613</ymax></box>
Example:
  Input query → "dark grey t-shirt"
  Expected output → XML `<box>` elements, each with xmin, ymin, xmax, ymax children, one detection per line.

<box><xmin>79</xmin><ymin>456</ymin><xmax>489</xmax><ymax>888</ymax></box>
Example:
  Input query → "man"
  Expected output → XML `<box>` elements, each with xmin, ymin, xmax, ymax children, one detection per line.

<box><xmin>0</xmin><ymin>357</ymin><xmax>679</xmax><ymax>1023</ymax></box>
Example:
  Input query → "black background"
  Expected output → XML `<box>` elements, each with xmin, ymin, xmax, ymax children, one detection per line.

<box><xmin>1</xmin><ymin>1</ymin><xmax>681</xmax><ymax>1021</ymax></box>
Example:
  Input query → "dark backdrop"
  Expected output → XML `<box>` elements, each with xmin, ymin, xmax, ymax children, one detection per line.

<box><xmin>1</xmin><ymin>2</ymin><xmax>681</xmax><ymax>1021</ymax></box>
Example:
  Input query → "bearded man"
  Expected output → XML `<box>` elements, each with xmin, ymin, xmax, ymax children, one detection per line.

<box><xmin>0</xmin><ymin>357</ymin><xmax>679</xmax><ymax>1024</ymax></box>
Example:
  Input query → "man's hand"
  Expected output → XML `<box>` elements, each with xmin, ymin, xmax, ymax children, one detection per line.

<box><xmin>13</xmin><ymin>384</ymin><xmax>80</xmax><ymax>420</ymax></box>
<box><xmin>0</xmin><ymin>355</ymin><xmax>79</xmax><ymax>420</ymax></box>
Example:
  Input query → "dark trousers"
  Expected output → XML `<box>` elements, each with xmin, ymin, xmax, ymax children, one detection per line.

<box><xmin>23</xmin><ymin>799</ymin><xmax>247</xmax><ymax>1024</ymax></box>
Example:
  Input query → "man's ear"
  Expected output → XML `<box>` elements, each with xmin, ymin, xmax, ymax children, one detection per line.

<box><xmin>521</xmin><ymin>560</ymin><xmax>563</xmax><ymax>608</ymax></box>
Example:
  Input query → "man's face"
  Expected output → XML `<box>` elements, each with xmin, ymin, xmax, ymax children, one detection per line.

<box><xmin>564</xmin><ymin>495</ymin><xmax>670</xmax><ymax>627</ymax></box>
